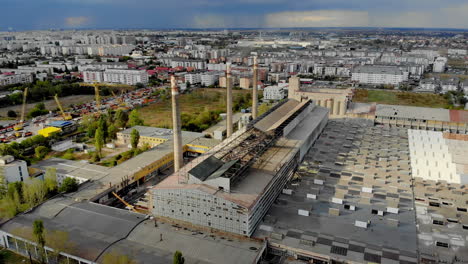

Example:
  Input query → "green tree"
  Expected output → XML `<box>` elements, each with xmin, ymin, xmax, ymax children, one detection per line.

<box><xmin>98</xmin><ymin>115</ymin><xmax>109</xmax><ymax>142</ymax></box>
<box><xmin>130</xmin><ymin>129</ymin><xmax>140</xmax><ymax>149</ymax></box>
<box><xmin>59</xmin><ymin>177</ymin><xmax>79</xmax><ymax>193</ymax></box>
<box><xmin>34</xmin><ymin>146</ymin><xmax>49</xmax><ymax>160</ymax></box>
<box><xmin>44</xmin><ymin>167</ymin><xmax>58</xmax><ymax>194</ymax></box>
<box><xmin>114</xmin><ymin>109</ymin><xmax>128</xmax><ymax>129</ymax></box>
<box><xmin>95</xmin><ymin>127</ymin><xmax>104</xmax><ymax>158</ymax></box>
<box><xmin>27</xmin><ymin>102</ymin><xmax>49</xmax><ymax>118</ymax></box>
<box><xmin>173</xmin><ymin>251</ymin><xmax>185</xmax><ymax>264</ymax></box>
<box><xmin>33</xmin><ymin>219</ymin><xmax>46</xmax><ymax>264</ymax></box>
<box><xmin>128</xmin><ymin>109</ymin><xmax>144</xmax><ymax>127</ymax></box>
<box><xmin>46</xmin><ymin>229</ymin><xmax>75</xmax><ymax>264</ymax></box>
<box><xmin>7</xmin><ymin>110</ymin><xmax>17</xmax><ymax>118</ymax></box>
<box><xmin>107</xmin><ymin>124</ymin><xmax>118</xmax><ymax>140</ymax></box>
<box><xmin>23</xmin><ymin>178</ymin><xmax>47</xmax><ymax>208</ymax></box>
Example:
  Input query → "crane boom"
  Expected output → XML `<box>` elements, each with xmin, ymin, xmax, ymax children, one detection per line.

<box><xmin>14</xmin><ymin>88</ymin><xmax>28</xmax><ymax>131</ymax></box>
<box><xmin>94</xmin><ymin>83</ymin><xmax>101</xmax><ymax>111</ymax></box>
<box><xmin>54</xmin><ymin>94</ymin><xmax>72</xmax><ymax>120</ymax></box>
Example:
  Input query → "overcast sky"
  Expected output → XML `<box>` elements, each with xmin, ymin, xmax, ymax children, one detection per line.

<box><xmin>1</xmin><ymin>0</ymin><xmax>467</xmax><ymax>30</ymax></box>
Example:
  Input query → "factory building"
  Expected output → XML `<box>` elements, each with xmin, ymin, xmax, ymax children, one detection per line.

<box><xmin>375</xmin><ymin>105</ymin><xmax>468</xmax><ymax>134</ymax></box>
<box><xmin>288</xmin><ymin>76</ymin><xmax>353</xmax><ymax>117</ymax></box>
<box><xmin>116</xmin><ymin>126</ymin><xmax>204</xmax><ymax>148</ymax></box>
<box><xmin>150</xmin><ymin>99</ymin><xmax>329</xmax><ymax>237</ymax></box>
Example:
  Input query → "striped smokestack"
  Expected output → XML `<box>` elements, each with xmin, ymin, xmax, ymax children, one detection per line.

<box><xmin>226</xmin><ymin>62</ymin><xmax>233</xmax><ymax>138</ymax></box>
<box><xmin>252</xmin><ymin>56</ymin><xmax>258</xmax><ymax>119</ymax></box>
<box><xmin>171</xmin><ymin>75</ymin><xmax>183</xmax><ymax>173</ymax></box>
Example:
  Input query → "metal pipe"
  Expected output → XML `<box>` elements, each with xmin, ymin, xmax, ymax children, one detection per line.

<box><xmin>226</xmin><ymin>63</ymin><xmax>233</xmax><ymax>138</ymax></box>
<box><xmin>171</xmin><ymin>76</ymin><xmax>183</xmax><ymax>173</ymax></box>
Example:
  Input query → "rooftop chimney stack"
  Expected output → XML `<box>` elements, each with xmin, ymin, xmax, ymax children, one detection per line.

<box><xmin>171</xmin><ymin>75</ymin><xmax>183</xmax><ymax>173</ymax></box>
<box><xmin>226</xmin><ymin>62</ymin><xmax>233</xmax><ymax>138</ymax></box>
<box><xmin>252</xmin><ymin>56</ymin><xmax>258</xmax><ymax>119</ymax></box>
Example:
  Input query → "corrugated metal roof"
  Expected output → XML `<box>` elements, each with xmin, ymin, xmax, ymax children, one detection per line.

<box><xmin>449</xmin><ymin>109</ymin><xmax>468</xmax><ymax>123</ymax></box>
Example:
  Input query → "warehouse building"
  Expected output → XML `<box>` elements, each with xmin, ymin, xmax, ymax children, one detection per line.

<box><xmin>375</xmin><ymin>105</ymin><xmax>468</xmax><ymax>134</ymax></box>
<box><xmin>116</xmin><ymin>126</ymin><xmax>205</xmax><ymax>148</ymax></box>
<box><xmin>150</xmin><ymin>99</ymin><xmax>329</xmax><ymax>237</ymax></box>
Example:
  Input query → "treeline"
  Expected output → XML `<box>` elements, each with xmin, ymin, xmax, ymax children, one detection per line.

<box><xmin>0</xmin><ymin>134</ymin><xmax>52</xmax><ymax>164</ymax></box>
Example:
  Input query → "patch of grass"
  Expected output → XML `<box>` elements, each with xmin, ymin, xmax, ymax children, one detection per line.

<box><xmin>0</xmin><ymin>248</ymin><xmax>38</xmax><ymax>264</ymax></box>
<box><xmin>353</xmin><ymin>89</ymin><xmax>450</xmax><ymax>108</ymax></box>
<box><xmin>139</xmin><ymin>88</ymin><xmax>254</xmax><ymax>130</ymax></box>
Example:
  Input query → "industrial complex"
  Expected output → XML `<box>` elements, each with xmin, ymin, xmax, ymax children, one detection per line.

<box><xmin>0</xmin><ymin>61</ymin><xmax>467</xmax><ymax>264</ymax></box>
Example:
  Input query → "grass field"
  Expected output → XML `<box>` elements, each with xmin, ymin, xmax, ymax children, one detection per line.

<box><xmin>353</xmin><ymin>89</ymin><xmax>450</xmax><ymax>108</ymax></box>
<box><xmin>139</xmin><ymin>88</ymin><xmax>253</xmax><ymax>129</ymax></box>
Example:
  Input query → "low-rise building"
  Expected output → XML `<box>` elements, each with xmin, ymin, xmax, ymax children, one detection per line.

<box><xmin>263</xmin><ymin>84</ymin><xmax>288</xmax><ymax>101</ymax></box>
<box><xmin>0</xmin><ymin>155</ymin><xmax>29</xmax><ymax>184</ymax></box>
<box><xmin>0</xmin><ymin>73</ymin><xmax>33</xmax><ymax>86</ymax></box>
<box><xmin>116</xmin><ymin>126</ymin><xmax>204</xmax><ymax>148</ymax></box>
<box><xmin>441</xmin><ymin>77</ymin><xmax>459</xmax><ymax>92</ymax></box>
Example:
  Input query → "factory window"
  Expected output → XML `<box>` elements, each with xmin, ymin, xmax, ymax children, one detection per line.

<box><xmin>463</xmin><ymin>225</ymin><xmax>468</xmax><ymax>230</ymax></box>
<box><xmin>432</xmin><ymin>220</ymin><xmax>444</xmax><ymax>226</ymax></box>
<box><xmin>457</xmin><ymin>207</ymin><xmax>467</xmax><ymax>212</ymax></box>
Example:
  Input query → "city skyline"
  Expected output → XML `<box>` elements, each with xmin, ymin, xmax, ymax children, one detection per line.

<box><xmin>2</xmin><ymin>0</ymin><xmax>468</xmax><ymax>31</ymax></box>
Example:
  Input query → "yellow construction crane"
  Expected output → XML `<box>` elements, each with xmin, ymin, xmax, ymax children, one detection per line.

<box><xmin>54</xmin><ymin>94</ymin><xmax>72</xmax><ymax>120</ymax></box>
<box><xmin>79</xmin><ymin>82</ymin><xmax>132</xmax><ymax>111</ymax></box>
<box><xmin>94</xmin><ymin>83</ymin><xmax>101</xmax><ymax>111</ymax></box>
<box><xmin>112</xmin><ymin>192</ymin><xmax>145</xmax><ymax>213</ymax></box>
<box><xmin>14</xmin><ymin>87</ymin><xmax>28</xmax><ymax>131</ymax></box>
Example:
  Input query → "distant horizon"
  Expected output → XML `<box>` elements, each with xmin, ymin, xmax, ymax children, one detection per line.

<box><xmin>2</xmin><ymin>0</ymin><xmax>468</xmax><ymax>31</ymax></box>
<box><xmin>2</xmin><ymin>26</ymin><xmax>468</xmax><ymax>33</ymax></box>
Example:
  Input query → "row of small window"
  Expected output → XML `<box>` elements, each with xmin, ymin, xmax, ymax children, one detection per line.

<box><xmin>167</xmin><ymin>208</ymin><xmax>246</xmax><ymax>223</ymax></box>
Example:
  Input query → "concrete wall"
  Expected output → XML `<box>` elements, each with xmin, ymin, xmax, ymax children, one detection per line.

<box><xmin>151</xmin><ymin>188</ymin><xmax>249</xmax><ymax>236</ymax></box>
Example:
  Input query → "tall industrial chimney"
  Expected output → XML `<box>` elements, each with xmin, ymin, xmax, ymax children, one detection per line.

<box><xmin>252</xmin><ymin>56</ymin><xmax>258</xmax><ymax>119</ymax></box>
<box><xmin>226</xmin><ymin>63</ymin><xmax>233</xmax><ymax>138</ymax></box>
<box><xmin>171</xmin><ymin>76</ymin><xmax>183</xmax><ymax>173</ymax></box>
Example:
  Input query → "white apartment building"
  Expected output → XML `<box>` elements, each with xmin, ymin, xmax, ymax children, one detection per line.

<box><xmin>104</xmin><ymin>69</ymin><xmax>149</xmax><ymax>85</ymax></box>
<box><xmin>448</xmin><ymin>49</ymin><xmax>467</xmax><ymax>56</ymax></box>
<box><xmin>185</xmin><ymin>73</ymin><xmax>202</xmax><ymax>84</ymax></box>
<box><xmin>440</xmin><ymin>78</ymin><xmax>459</xmax><ymax>92</ymax></box>
<box><xmin>0</xmin><ymin>73</ymin><xmax>33</xmax><ymax>86</ymax></box>
<box><xmin>433</xmin><ymin>57</ymin><xmax>447</xmax><ymax>73</ymax></box>
<box><xmin>201</xmin><ymin>73</ymin><xmax>220</xmax><ymax>86</ymax></box>
<box><xmin>351</xmin><ymin>66</ymin><xmax>409</xmax><ymax>85</ymax></box>
<box><xmin>78</xmin><ymin>62</ymin><xmax>128</xmax><ymax>72</ymax></box>
<box><xmin>207</xmin><ymin>63</ymin><xmax>227</xmax><ymax>71</ymax></box>
<box><xmin>82</xmin><ymin>70</ymin><xmax>105</xmax><ymax>83</ymax></box>
<box><xmin>408</xmin><ymin>130</ymin><xmax>468</xmax><ymax>184</ymax></box>
<box><xmin>263</xmin><ymin>84</ymin><xmax>288</xmax><ymax>101</ymax></box>
<box><xmin>0</xmin><ymin>156</ymin><xmax>29</xmax><ymax>184</ymax></box>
